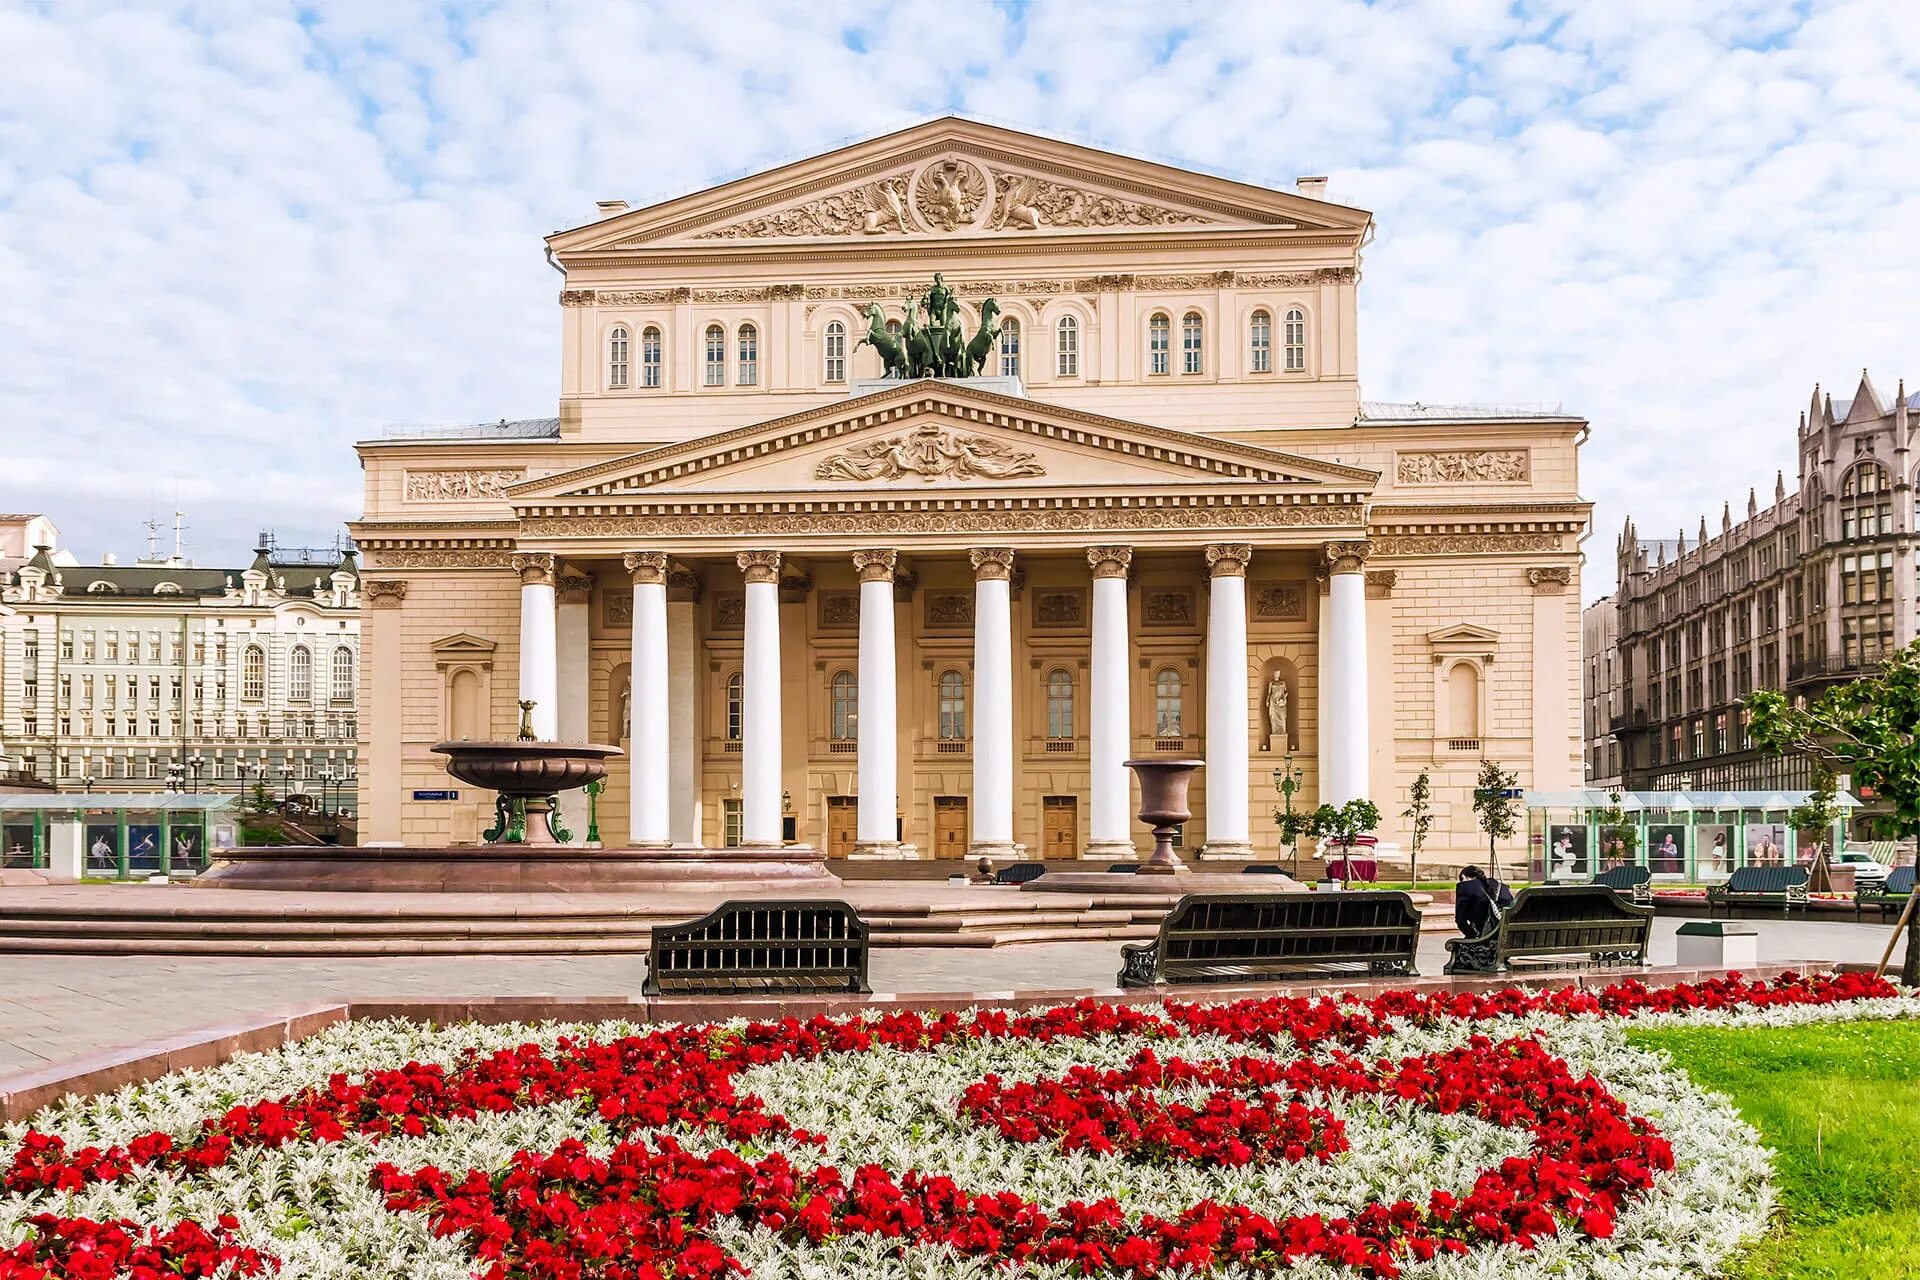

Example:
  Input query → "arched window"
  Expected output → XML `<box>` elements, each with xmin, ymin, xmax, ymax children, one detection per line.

<box><xmin>725</xmin><ymin>672</ymin><xmax>743</xmax><ymax>742</ymax></box>
<box><xmin>1055</xmin><ymin>316</ymin><xmax>1079</xmax><ymax>377</ymax></box>
<box><xmin>608</xmin><ymin>325</ymin><xmax>630</xmax><ymax>389</ymax></box>
<box><xmin>1154</xmin><ymin>668</ymin><xmax>1183</xmax><ymax>737</ymax></box>
<box><xmin>1283</xmin><ymin>307</ymin><xmax>1306</xmax><ymax>372</ymax></box>
<box><xmin>823</xmin><ymin>321</ymin><xmax>847</xmax><ymax>383</ymax></box>
<box><xmin>998</xmin><ymin>318</ymin><xmax>1021</xmax><ymax>378</ymax></box>
<box><xmin>1181</xmin><ymin>311</ymin><xmax>1203</xmax><ymax>374</ymax></box>
<box><xmin>331</xmin><ymin>647</ymin><xmax>353</xmax><ymax>702</ymax></box>
<box><xmin>289</xmin><ymin>647</ymin><xmax>312</xmax><ymax>702</ymax></box>
<box><xmin>830</xmin><ymin>670</ymin><xmax>857</xmax><ymax>740</ymax></box>
<box><xmin>885</xmin><ymin>318</ymin><xmax>902</xmax><ymax>341</ymax></box>
<box><xmin>938</xmin><ymin>670</ymin><xmax>967</xmax><ymax>740</ymax></box>
<box><xmin>737</xmin><ymin>323</ymin><xmax>758</xmax><ymax>385</ymax></box>
<box><xmin>704</xmin><ymin>324</ymin><xmax>726</xmax><ymax>386</ymax></box>
<box><xmin>641</xmin><ymin>326</ymin><xmax>663</xmax><ymax>388</ymax></box>
<box><xmin>1249</xmin><ymin>310</ymin><xmax>1272</xmax><ymax>374</ymax></box>
<box><xmin>1841</xmin><ymin>461</ymin><xmax>1893</xmax><ymax>538</ymax></box>
<box><xmin>1147</xmin><ymin>313</ymin><xmax>1171</xmax><ymax>376</ymax></box>
<box><xmin>241</xmin><ymin>645</ymin><xmax>265</xmax><ymax>702</ymax></box>
<box><xmin>1448</xmin><ymin>663</ymin><xmax>1481</xmax><ymax>739</ymax></box>
<box><xmin>1045</xmin><ymin>669</ymin><xmax>1075</xmax><ymax>740</ymax></box>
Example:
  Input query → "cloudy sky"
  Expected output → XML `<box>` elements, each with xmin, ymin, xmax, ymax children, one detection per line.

<box><xmin>3</xmin><ymin>0</ymin><xmax>1916</xmax><ymax>596</ymax></box>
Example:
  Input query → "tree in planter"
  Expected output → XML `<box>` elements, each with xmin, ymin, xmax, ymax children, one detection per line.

<box><xmin>1747</xmin><ymin>650</ymin><xmax>1920</xmax><ymax>983</ymax></box>
<box><xmin>1471</xmin><ymin>759</ymin><xmax>1522</xmax><ymax>877</ymax></box>
<box><xmin>1401</xmin><ymin>770</ymin><xmax>1434</xmax><ymax>889</ymax></box>
<box><xmin>1595</xmin><ymin>789</ymin><xmax>1640</xmax><ymax>870</ymax></box>
<box><xmin>1786</xmin><ymin>767</ymin><xmax>1846</xmax><ymax>889</ymax></box>
<box><xmin>1307</xmin><ymin>798</ymin><xmax>1382</xmax><ymax>884</ymax></box>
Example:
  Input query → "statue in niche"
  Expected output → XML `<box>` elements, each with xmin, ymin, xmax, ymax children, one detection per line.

<box><xmin>616</xmin><ymin>674</ymin><xmax>632</xmax><ymax>743</ymax></box>
<box><xmin>1265</xmin><ymin>671</ymin><xmax>1292</xmax><ymax>751</ymax></box>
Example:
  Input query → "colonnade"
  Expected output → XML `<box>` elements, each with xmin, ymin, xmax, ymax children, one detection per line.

<box><xmin>513</xmin><ymin>542</ymin><xmax>1373</xmax><ymax>855</ymax></box>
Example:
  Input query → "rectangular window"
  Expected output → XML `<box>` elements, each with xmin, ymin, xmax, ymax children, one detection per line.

<box><xmin>608</xmin><ymin>328</ymin><xmax>630</xmax><ymax>389</ymax></box>
<box><xmin>704</xmin><ymin>328</ymin><xmax>726</xmax><ymax>386</ymax></box>
<box><xmin>737</xmin><ymin>327</ymin><xmax>758</xmax><ymax>386</ymax></box>
<box><xmin>999</xmin><ymin>320</ymin><xmax>1021</xmax><ymax>378</ymax></box>
<box><xmin>105</xmin><ymin>636</ymin><xmax>118</xmax><ymax>661</ymax></box>
<box><xmin>823</xmin><ymin>324</ymin><xmax>846</xmax><ymax>384</ymax></box>
<box><xmin>59</xmin><ymin>637</ymin><xmax>73</xmax><ymax>660</ymax></box>
<box><xmin>1148</xmin><ymin>317</ymin><xmax>1169</xmax><ymax>376</ymax></box>
<box><xmin>1056</xmin><ymin>320</ymin><xmax>1079</xmax><ymax>377</ymax></box>
<box><xmin>22</xmin><ymin>632</ymin><xmax>38</xmax><ymax>664</ymax></box>
<box><xmin>1181</xmin><ymin>314</ymin><xmax>1202</xmax><ymax>374</ymax></box>
<box><xmin>641</xmin><ymin>329</ymin><xmax>661</xmax><ymax>388</ymax></box>
<box><xmin>1284</xmin><ymin>309</ymin><xmax>1306</xmax><ymax>371</ymax></box>
<box><xmin>1249</xmin><ymin>313</ymin><xmax>1271</xmax><ymax>373</ymax></box>
<box><xmin>721</xmin><ymin>798</ymin><xmax>742</xmax><ymax>849</ymax></box>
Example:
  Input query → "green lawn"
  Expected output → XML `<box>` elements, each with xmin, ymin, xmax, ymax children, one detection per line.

<box><xmin>1628</xmin><ymin>1019</ymin><xmax>1920</xmax><ymax>1278</ymax></box>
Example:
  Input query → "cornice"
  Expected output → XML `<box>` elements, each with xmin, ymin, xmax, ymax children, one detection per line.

<box><xmin>566</xmin><ymin>233</ymin><xmax>1362</xmax><ymax>272</ymax></box>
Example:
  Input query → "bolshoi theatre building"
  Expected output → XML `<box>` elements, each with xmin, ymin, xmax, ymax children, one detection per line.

<box><xmin>349</xmin><ymin>119</ymin><xmax>1590</xmax><ymax>866</ymax></box>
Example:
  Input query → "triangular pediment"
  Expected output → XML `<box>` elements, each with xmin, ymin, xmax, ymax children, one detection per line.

<box><xmin>551</xmin><ymin>118</ymin><xmax>1369</xmax><ymax>254</ymax></box>
<box><xmin>508</xmin><ymin>381</ymin><xmax>1378</xmax><ymax>504</ymax></box>
<box><xmin>430</xmin><ymin>632</ymin><xmax>498</xmax><ymax>660</ymax></box>
<box><xmin>1427</xmin><ymin>623</ymin><xmax>1502</xmax><ymax>644</ymax></box>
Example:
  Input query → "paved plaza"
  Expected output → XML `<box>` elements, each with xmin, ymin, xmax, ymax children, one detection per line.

<box><xmin>0</xmin><ymin>916</ymin><xmax>1902</xmax><ymax>1076</ymax></box>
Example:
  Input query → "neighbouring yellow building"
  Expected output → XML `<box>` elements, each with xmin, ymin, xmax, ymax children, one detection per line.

<box><xmin>350</xmin><ymin>118</ymin><xmax>1589</xmax><ymax>866</ymax></box>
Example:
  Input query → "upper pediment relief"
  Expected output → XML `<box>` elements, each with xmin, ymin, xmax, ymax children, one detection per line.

<box><xmin>551</xmin><ymin>118</ymin><xmax>1370</xmax><ymax>256</ymax></box>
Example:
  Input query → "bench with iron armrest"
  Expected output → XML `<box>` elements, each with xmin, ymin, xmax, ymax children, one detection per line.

<box><xmin>1705</xmin><ymin>865</ymin><xmax>1811</xmax><ymax>919</ymax></box>
<box><xmin>642</xmin><ymin>900</ymin><xmax>870</xmax><ymax>996</ymax></box>
<box><xmin>1591</xmin><ymin>864</ymin><xmax>1653</xmax><ymax>905</ymax></box>
<box><xmin>994</xmin><ymin>862</ymin><xmax>1047</xmax><ymax>885</ymax></box>
<box><xmin>1856</xmin><ymin>866</ymin><xmax>1915</xmax><ymax>922</ymax></box>
<box><xmin>1443</xmin><ymin>884</ymin><xmax>1652</xmax><ymax>976</ymax></box>
<box><xmin>1118</xmin><ymin>891</ymin><xmax>1421</xmax><ymax>988</ymax></box>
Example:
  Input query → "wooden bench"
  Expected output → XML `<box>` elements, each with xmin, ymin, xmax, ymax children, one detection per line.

<box><xmin>1117</xmin><ymin>891</ymin><xmax>1422</xmax><ymax>988</ymax></box>
<box><xmin>994</xmin><ymin>862</ymin><xmax>1047</xmax><ymax>885</ymax></box>
<box><xmin>1857</xmin><ymin>866</ymin><xmax>1915</xmax><ymax>923</ymax></box>
<box><xmin>1444</xmin><ymin>885</ymin><xmax>1652</xmax><ymax>975</ymax></box>
<box><xmin>1706</xmin><ymin>865</ymin><xmax>1811</xmax><ymax>918</ymax></box>
<box><xmin>1592</xmin><ymin>864</ymin><xmax>1653</xmax><ymax>905</ymax></box>
<box><xmin>642</xmin><ymin>900</ymin><xmax>870</xmax><ymax>996</ymax></box>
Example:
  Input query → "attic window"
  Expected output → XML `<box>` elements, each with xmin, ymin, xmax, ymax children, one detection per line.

<box><xmin>87</xmin><ymin>581</ymin><xmax>119</xmax><ymax>594</ymax></box>
<box><xmin>153</xmin><ymin>582</ymin><xmax>182</xmax><ymax>594</ymax></box>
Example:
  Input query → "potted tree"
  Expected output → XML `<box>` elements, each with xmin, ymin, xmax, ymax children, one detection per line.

<box><xmin>1308</xmin><ymin>798</ymin><xmax>1382</xmax><ymax>889</ymax></box>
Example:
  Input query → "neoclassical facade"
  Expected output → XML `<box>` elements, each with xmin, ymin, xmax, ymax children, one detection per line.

<box><xmin>353</xmin><ymin>119</ymin><xmax>1588</xmax><ymax>863</ymax></box>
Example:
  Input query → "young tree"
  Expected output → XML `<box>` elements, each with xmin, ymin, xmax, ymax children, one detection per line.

<box><xmin>1595</xmin><ymin>789</ymin><xmax>1641</xmax><ymax>868</ymax></box>
<box><xmin>1307</xmin><ymin>798</ymin><xmax>1382</xmax><ymax>884</ymax></box>
<box><xmin>1748</xmin><ymin>655</ymin><xmax>1920</xmax><ymax>982</ymax></box>
<box><xmin>1471</xmin><ymin>759</ymin><xmax>1522</xmax><ymax>877</ymax></box>
<box><xmin>1401</xmin><ymin>770</ymin><xmax>1434</xmax><ymax>888</ymax></box>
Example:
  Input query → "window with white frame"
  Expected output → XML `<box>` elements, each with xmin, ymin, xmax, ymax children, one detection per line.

<box><xmin>1283</xmin><ymin>307</ymin><xmax>1306</xmax><ymax>372</ymax></box>
<box><xmin>1181</xmin><ymin>311</ymin><xmax>1203</xmax><ymax>374</ymax></box>
<box><xmin>1055</xmin><ymin>316</ymin><xmax>1079</xmax><ymax>377</ymax></box>
<box><xmin>823</xmin><ymin>321</ymin><xmax>847</xmax><ymax>383</ymax></box>
<box><xmin>998</xmin><ymin>318</ymin><xmax>1021</xmax><ymax>378</ymax></box>
<box><xmin>937</xmin><ymin>670</ymin><xmax>967</xmax><ymax>741</ymax></box>
<box><xmin>242</xmin><ymin>645</ymin><xmax>265</xmax><ymax>702</ymax></box>
<box><xmin>641</xmin><ymin>326</ymin><xmax>663</xmax><ymax>388</ymax></box>
<box><xmin>725</xmin><ymin>671</ymin><xmax>743</xmax><ymax>742</ymax></box>
<box><xmin>607</xmin><ymin>326</ymin><xmax>630</xmax><ymax>388</ymax></box>
<box><xmin>1154</xmin><ymin>668</ymin><xmax>1183</xmax><ymax>737</ymax></box>
<box><xmin>289</xmin><ymin>646</ymin><xmax>312</xmax><ymax>702</ymax></box>
<box><xmin>1249</xmin><ymin>310</ymin><xmax>1272</xmax><ymax>374</ymax></box>
<box><xmin>1045</xmin><ymin>669</ymin><xmax>1075</xmax><ymax>739</ymax></box>
<box><xmin>737</xmin><ymin>324</ymin><xmax>758</xmax><ymax>386</ymax></box>
<box><xmin>704</xmin><ymin>324</ymin><xmax>726</xmax><ymax>386</ymax></box>
<box><xmin>721</xmin><ymin>798</ymin><xmax>742</xmax><ymax>848</ymax></box>
<box><xmin>830</xmin><ymin>670</ymin><xmax>857</xmax><ymax>740</ymax></box>
<box><xmin>1148</xmin><ymin>313</ymin><xmax>1170</xmax><ymax>375</ymax></box>
<box><xmin>331</xmin><ymin>647</ymin><xmax>353</xmax><ymax>702</ymax></box>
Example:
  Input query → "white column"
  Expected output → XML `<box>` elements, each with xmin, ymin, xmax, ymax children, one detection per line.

<box><xmin>554</xmin><ymin>572</ymin><xmax>592</xmax><ymax>843</ymax></box>
<box><xmin>624</xmin><ymin>553</ymin><xmax>671</xmax><ymax>845</ymax></box>
<box><xmin>1202</xmin><ymin>543</ymin><xmax>1254</xmax><ymax>858</ymax></box>
<box><xmin>512</xmin><ymin>553</ymin><xmax>558</xmax><ymax>740</ymax></box>
<box><xmin>738</xmin><ymin>550</ymin><xmax>783</xmax><ymax>846</ymax></box>
<box><xmin>1086</xmin><ymin>545</ymin><xmax>1136</xmax><ymax>859</ymax></box>
<box><xmin>1323</xmin><ymin>541</ymin><xmax>1372</xmax><ymax>804</ymax></box>
<box><xmin>853</xmin><ymin>549</ymin><xmax>901</xmax><ymax>856</ymax></box>
<box><xmin>665</xmin><ymin>581</ymin><xmax>701</xmax><ymax>847</ymax></box>
<box><xmin>970</xmin><ymin>548</ymin><xmax>1018</xmax><ymax>858</ymax></box>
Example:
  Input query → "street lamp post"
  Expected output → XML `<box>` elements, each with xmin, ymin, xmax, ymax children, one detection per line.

<box><xmin>1271</xmin><ymin>754</ymin><xmax>1305</xmax><ymax>878</ymax></box>
<box><xmin>186</xmin><ymin>755</ymin><xmax>205</xmax><ymax>793</ymax></box>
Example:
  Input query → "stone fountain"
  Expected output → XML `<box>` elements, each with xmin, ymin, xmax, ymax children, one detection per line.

<box><xmin>199</xmin><ymin>701</ymin><xmax>837</xmax><ymax>892</ymax></box>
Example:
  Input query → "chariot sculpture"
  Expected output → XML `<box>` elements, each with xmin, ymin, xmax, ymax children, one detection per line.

<box><xmin>857</xmin><ymin>273</ymin><xmax>1003</xmax><ymax>380</ymax></box>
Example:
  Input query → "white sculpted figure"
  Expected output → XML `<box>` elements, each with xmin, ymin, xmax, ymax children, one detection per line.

<box><xmin>1266</xmin><ymin>672</ymin><xmax>1290</xmax><ymax>747</ymax></box>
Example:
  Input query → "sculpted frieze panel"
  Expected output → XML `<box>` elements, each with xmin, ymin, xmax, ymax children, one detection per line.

<box><xmin>987</xmin><ymin>170</ymin><xmax>1215</xmax><ymax>231</ymax></box>
<box><xmin>1373</xmin><ymin>533</ymin><xmax>1566</xmax><ymax>556</ymax></box>
<box><xmin>813</xmin><ymin>424</ymin><xmax>1045</xmax><ymax>483</ymax></box>
<box><xmin>603</xmin><ymin>591</ymin><xmax>633</xmax><ymax>629</ymax></box>
<box><xmin>519</xmin><ymin>502</ymin><xmax>1360</xmax><ymax>540</ymax></box>
<box><xmin>363</xmin><ymin>548</ymin><xmax>513</xmax><ymax>569</ymax></box>
<box><xmin>1395</xmin><ymin>451</ymin><xmax>1531</xmax><ymax>485</ymax></box>
<box><xmin>711</xmin><ymin>593</ymin><xmax>746</xmax><ymax>630</ymax></box>
<box><xmin>404</xmin><ymin>469</ymin><xmax>525</xmax><ymax>501</ymax></box>
<box><xmin>694</xmin><ymin>172</ymin><xmax>917</xmax><ymax>239</ymax></box>
<box><xmin>924</xmin><ymin>592</ymin><xmax>974</xmax><ymax>628</ymax></box>
<box><xmin>818</xmin><ymin>592</ymin><xmax>859</xmax><ymax>628</ymax></box>
<box><xmin>1251</xmin><ymin>584</ymin><xmax>1307</xmax><ymax>621</ymax></box>
<box><xmin>1033</xmin><ymin>589</ymin><xmax>1086</xmax><ymax>628</ymax></box>
<box><xmin>1141</xmin><ymin>589</ymin><xmax>1194</xmax><ymax>627</ymax></box>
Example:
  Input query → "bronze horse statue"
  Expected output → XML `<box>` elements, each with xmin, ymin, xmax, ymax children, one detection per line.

<box><xmin>856</xmin><ymin>303</ymin><xmax>909</xmax><ymax>378</ymax></box>
<box><xmin>959</xmin><ymin>298</ymin><xmax>1002</xmax><ymax>378</ymax></box>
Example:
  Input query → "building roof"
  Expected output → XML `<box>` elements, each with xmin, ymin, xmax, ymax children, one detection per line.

<box><xmin>1359</xmin><ymin>400</ymin><xmax>1581</xmax><ymax>424</ymax></box>
<box><xmin>32</xmin><ymin>554</ymin><xmax>355</xmax><ymax>603</ymax></box>
<box><xmin>373</xmin><ymin>417</ymin><xmax>561</xmax><ymax>443</ymax></box>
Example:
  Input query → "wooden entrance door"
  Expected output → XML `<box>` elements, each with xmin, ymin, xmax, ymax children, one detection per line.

<box><xmin>825</xmin><ymin>797</ymin><xmax>857</xmax><ymax>860</ymax></box>
<box><xmin>1042</xmin><ymin>796</ymin><xmax>1078</xmax><ymax>860</ymax></box>
<box><xmin>933</xmin><ymin>797</ymin><xmax>968</xmax><ymax>860</ymax></box>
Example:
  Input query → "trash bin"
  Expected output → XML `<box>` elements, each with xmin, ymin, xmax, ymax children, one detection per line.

<box><xmin>1676</xmin><ymin>920</ymin><xmax>1759</xmax><ymax>969</ymax></box>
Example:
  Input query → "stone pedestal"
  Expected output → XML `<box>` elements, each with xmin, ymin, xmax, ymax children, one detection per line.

<box><xmin>1676</xmin><ymin>920</ymin><xmax>1759</xmax><ymax>969</ymax></box>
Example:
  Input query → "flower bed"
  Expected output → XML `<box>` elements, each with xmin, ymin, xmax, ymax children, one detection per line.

<box><xmin>0</xmin><ymin>972</ymin><xmax>1911</xmax><ymax>1279</ymax></box>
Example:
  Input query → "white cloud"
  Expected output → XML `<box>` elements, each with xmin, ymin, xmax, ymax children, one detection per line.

<box><xmin>1</xmin><ymin>0</ymin><xmax>1916</xmax><ymax>594</ymax></box>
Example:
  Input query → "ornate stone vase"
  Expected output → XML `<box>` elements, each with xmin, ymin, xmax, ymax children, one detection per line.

<box><xmin>1124</xmin><ymin>758</ymin><xmax>1204</xmax><ymax>875</ymax></box>
<box><xmin>431</xmin><ymin>740</ymin><xmax>623</xmax><ymax>847</ymax></box>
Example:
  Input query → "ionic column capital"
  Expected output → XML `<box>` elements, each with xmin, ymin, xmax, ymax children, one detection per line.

<box><xmin>736</xmin><ymin>550</ymin><xmax>782</xmax><ymax>585</ymax></box>
<box><xmin>666</xmin><ymin>567</ymin><xmax>703</xmax><ymax>602</ymax></box>
<box><xmin>1204</xmin><ymin>543</ymin><xmax>1253</xmax><ymax>578</ymax></box>
<box><xmin>1365</xmin><ymin>569</ymin><xmax>1397</xmax><ymax>599</ymax></box>
<box><xmin>363</xmin><ymin>579</ymin><xmax>408</xmax><ymax>608</ymax></box>
<box><xmin>969</xmin><ymin>547</ymin><xmax>1015</xmax><ymax>581</ymax></box>
<box><xmin>556</xmin><ymin>573</ymin><xmax>594</xmax><ymax>604</ymax></box>
<box><xmin>510</xmin><ymin>552</ymin><xmax>556</xmax><ymax>586</ymax></box>
<box><xmin>1324</xmin><ymin>540</ymin><xmax>1375</xmax><ymax>575</ymax></box>
<box><xmin>1527</xmin><ymin>565</ymin><xmax>1573</xmax><ymax>594</ymax></box>
<box><xmin>623</xmin><ymin>551</ymin><xmax>669</xmax><ymax>586</ymax></box>
<box><xmin>1087</xmin><ymin>545</ymin><xmax>1134</xmax><ymax>579</ymax></box>
<box><xmin>852</xmin><ymin>549</ymin><xmax>899</xmax><ymax>583</ymax></box>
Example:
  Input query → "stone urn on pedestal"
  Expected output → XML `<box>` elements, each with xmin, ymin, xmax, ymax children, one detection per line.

<box><xmin>1124</xmin><ymin>758</ymin><xmax>1204</xmax><ymax>875</ymax></box>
